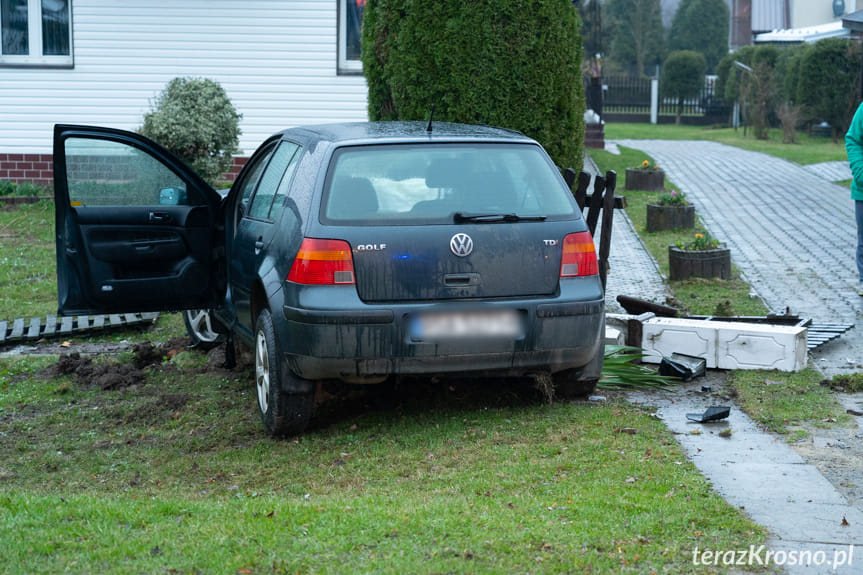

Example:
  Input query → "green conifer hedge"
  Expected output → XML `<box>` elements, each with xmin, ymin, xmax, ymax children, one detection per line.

<box><xmin>362</xmin><ymin>0</ymin><xmax>585</xmax><ymax>171</ymax></box>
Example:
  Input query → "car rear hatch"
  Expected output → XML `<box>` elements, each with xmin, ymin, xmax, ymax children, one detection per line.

<box><xmin>339</xmin><ymin>221</ymin><xmax>580</xmax><ymax>302</ymax></box>
<box><xmin>318</xmin><ymin>141</ymin><xmax>588</xmax><ymax>302</ymax></box>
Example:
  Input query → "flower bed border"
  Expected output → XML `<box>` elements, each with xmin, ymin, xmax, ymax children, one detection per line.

<box><xmin>668</xmin><ymin>245</ymin><xmax>731</xmax><ymax>281</ymax></box>
<box><xmin>646</xmin><ymin>203</ymin><xmax>695</xmax><ymax>232</ymax></box>
<box><xmin>625</xmin><ymin>167</ymin><xmax>665</xmax><ymax>191</ymax></box>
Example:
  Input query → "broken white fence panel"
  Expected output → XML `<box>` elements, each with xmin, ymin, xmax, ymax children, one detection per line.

<box><xmin>640</xmin><ymin>317</ymin><xmax>807</xmax><ymax>372</ymax></box>
<box><xmin>604</xmin><ymin>326</ymin><xmax>624</xmax><ymax>346</ymax></box>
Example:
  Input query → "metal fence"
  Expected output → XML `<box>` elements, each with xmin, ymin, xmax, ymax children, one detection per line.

<box><xmin>602</xmin><ymin>74</ymin><xmax>652</xmax><ymax>114</ymax></box>
<box><xmin>597</xmin><ymin>74</ymin><xmax>730</xmax><ymax>123</ymax></box>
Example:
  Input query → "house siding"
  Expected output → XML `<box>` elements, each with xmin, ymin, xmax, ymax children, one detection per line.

<box><xmin>751</xmin><ymin>0</ymin><xmax>789</xmax><ymax>33</ymax></box>
<box><xmin>0</xmin><ymin>0</ymin><xmax>369</xmax><ymax>165</ymax></box>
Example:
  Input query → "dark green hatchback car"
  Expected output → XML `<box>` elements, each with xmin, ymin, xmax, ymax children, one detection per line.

<box><xmin>53</xmin><ymin>122</ymin><xmax>604</xmax><ymax>436</ymax></box>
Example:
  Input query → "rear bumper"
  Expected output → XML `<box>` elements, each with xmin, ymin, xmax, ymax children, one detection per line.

<box><xmin>278</xmin><ymin>279</ymin><xmax>605</xmax><ymax>382</ymax></box>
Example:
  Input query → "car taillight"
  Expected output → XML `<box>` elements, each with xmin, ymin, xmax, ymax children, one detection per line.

<box><xmin>560</xmin><ymin>232</ymin><xmax>598</xmax><ymax>277</ymax></box>
<box><xmin>287</xmin><ymin>238</ymin><xmax>355</xmax><ymax>285</ymax></box>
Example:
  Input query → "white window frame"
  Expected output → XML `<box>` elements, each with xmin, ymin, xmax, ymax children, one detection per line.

<box><xmin>337</xmin><ymin>0</ymin><xmax>363</xmax><ymax>75</ymax></box>
<box><xmin>0</xmin><ymin>0</ymin><xmax>73</xmax><ymax>67</ymax></box>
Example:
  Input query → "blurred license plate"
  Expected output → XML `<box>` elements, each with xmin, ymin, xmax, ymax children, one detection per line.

<box><xmin>411</xmin><ymin>309</ymin><xmax>522</xmax><ymax>341</ymax></box>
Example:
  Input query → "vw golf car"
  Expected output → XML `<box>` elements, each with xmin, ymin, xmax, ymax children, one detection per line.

<box><xmin>53</xmin><ymin>122</ymin><xmax>605</xmax><ymax>436</ymax></box>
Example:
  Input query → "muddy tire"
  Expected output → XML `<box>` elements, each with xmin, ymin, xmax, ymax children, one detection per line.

<box><xmin>183</xmin><ymin>309</ymin><xmax>226</xmax><ymax>350</ymax></box>
<box><xmin>254</xmin><ymin>309</ymin><xmax>314</xmax><ymax>437</ymax></box>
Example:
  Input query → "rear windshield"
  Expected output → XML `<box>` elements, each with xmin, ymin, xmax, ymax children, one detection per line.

<box><xmin>321</xmin><ymin>143</ymin><xmax>576</xmax><ymax>225</ymax></box>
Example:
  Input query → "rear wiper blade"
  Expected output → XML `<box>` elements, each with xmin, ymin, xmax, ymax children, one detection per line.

<box><xmin>453</xmin><ymin>212</ymin><xmax>547</xmax><ymax>223</ymax></box>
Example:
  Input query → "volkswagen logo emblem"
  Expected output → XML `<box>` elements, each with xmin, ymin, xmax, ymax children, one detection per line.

<box><xmin>450</xmin><ymin>233</ymin><xmax>473</xmax><ymax>257</ymax></box>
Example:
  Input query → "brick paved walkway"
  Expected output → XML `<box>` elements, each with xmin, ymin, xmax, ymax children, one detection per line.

<box><xmin>803</xmin><ymin>160</ymin><xmax>851</xmax><ymax>182</ymax></box>
<box><xmin>613</xmin><ymin>140</ymin><xmax>863</xmax><ymax>374</ymax></box>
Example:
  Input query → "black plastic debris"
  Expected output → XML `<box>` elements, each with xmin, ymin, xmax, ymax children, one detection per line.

<box><xmin>686</xmin><ymin>406</ymin><xmax>731</xmax><ymax>423</ymax></box>
<box><xmin>658</xmin><ymin>353</ymin><xmax>706</xmax><ymax>381</ymax></box>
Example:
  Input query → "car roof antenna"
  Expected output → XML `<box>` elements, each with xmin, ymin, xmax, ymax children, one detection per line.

<box><xmin>426</xmin><ymin>103</ymin><xmax>435</xmax><ymax>133</ymax></box>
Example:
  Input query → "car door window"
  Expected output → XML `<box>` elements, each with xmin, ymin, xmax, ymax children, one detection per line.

<box><xmin>236</xmin><ymin>143</ymin><xmax>276</xmax><ymax>213</ymax></box>
<box><xmin>65</xmin><ymin>138</ymin><xmax>195</xmax><ymax>206</ymax></box>
<box><xmin>248</xmin><ymin>142</ymin><xmax>299</xmax><ymax>220</ymax></box>
<box><xmin>268</xmin><ymin>144</ymin><xmax>302</xmax><ymax>221</ymax></box>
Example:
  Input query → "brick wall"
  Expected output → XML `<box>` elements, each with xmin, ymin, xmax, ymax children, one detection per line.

<box><xmin>0</xmin><ymin>154</ymin><xmax>54</xmax><ymax>187</ymax></box>
<box><xmin>222</xmin><ymin>156</ymin><xmax>248</xmax><ymax>183</ymax></box>
<box><xmin>0</xmin><ymin>154</ymin><xmax>249</xmax><ymax>187</ymax></box>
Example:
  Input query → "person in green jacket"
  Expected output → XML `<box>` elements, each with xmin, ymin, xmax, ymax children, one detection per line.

<box><xmin>845</xmin><ymin>102</ymin><xmax>863</xmax><ymax>296</ymax></box>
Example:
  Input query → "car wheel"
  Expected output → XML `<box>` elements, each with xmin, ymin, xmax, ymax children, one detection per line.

<box><xmin>254</xmin><ymin>308</ymin><xmax>314</xmax><ymax>437</ymax></box>
<box><xmin>183</xmin><ymin>309</ymin><xmax>225</xmax><ymax>349</ymax></box>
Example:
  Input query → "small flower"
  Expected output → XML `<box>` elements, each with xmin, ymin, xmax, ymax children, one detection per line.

<box><xmin>642</xmin><ymin>160</ymin><xmax>649</xmax><ymax>168</ymax></box>
<box><xmin>657</xmin><ymin>190</ymin><xmax>688</xmax><ymax>206</ymax></box>
<box><xmin>676</xmin><ymin>231</ymin><xmax>720</xmax><ymax>251</ymax></box>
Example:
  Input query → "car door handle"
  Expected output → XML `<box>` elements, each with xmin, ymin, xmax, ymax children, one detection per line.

<box><xmin>254</xmin><ymin>237</ymin><xmax>264</xmax><ymax>253</ymax></box>
<box><xmin>149</xmin><ymin>211</ymin><xmax>170</xmax><ymax>223</ymax></box>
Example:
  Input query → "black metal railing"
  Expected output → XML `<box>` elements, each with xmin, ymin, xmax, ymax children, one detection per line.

<box><xmin>601</xmin><ymin>74</ymin><xmax>652</xmax><ymax>114</ymax></box>
<box><xmin>596</xmin><ymin>74</ymin><xmax>730</xmax><ymax>122</ymax></box>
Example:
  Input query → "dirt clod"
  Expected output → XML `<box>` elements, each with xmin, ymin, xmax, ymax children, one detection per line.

<box><xmin>53</xmin><ymin>352</ymin><xmax>89</xmax><ymax>376</ymax></box>
<box><xmin>47</xmin><ymin>351</ymin><xmax>146</xmax><ymax>391</ymax></box>
<box><xmin>133</xmin><ymin>342</ymin><xmax>163</xmax><ymax>368</ymax></box>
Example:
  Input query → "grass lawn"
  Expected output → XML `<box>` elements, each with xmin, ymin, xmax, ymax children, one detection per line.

<box><xmin>0</xmin><ymin>201</ymin><xmax>56</xmax><ymax>320</ymax></box>
<box><xmin>605</xmin><ymin>123</ymin><xmax>848</xmax><ymax>166</ymax></box>
<box><xmin>0</xmin><ymin>199</ymin><xmax>773</xmax><ymax>573</ymax></box>
<box><xmin>729</xmin><ymin>368</ymin><xmax>852</xmax><ymax>440</ymax></box>
<box><xmin>0</xmin><ymin>352</ymin><xmax>768</xmax><ymax>574</ymax></box>
<box><xmin>0</xmin><ymin>173</ymin><xmax>842</xmax><ymax>573</ymax></box>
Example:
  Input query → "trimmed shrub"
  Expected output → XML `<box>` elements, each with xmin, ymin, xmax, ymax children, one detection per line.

<box><xmin>140</xmin><ymin>77</ymin><xmax>242</xmax><ymax>185</ymax></box>
<box><xmin>362</xmin><ymin>0</ymin><xmax>585</xmax><ymax>172</ymax></box>
<box><xmin>716</xmin><ymin>45</ymin><xmax>756</xmax><ymax>105</ymax></box>
<box><xmin>777</xmin><ymin>44</ymin><xmax>806</xmax><ymax>105</ymax></box>
<box><xmin>661</xmin><ymin>50</ymin><xmax>706</xmax><ymax>124</ymax></box>
<box><xmin>744</xmin><ymin>46</ymin><xmax>779</xmax><ymax>140</ymax></box>
<box><xmin>716</xmin><ymin>45</ymin><xmax>782</xmax><ymax>135</ymax></box>
<box><xmin>796</xmin><ymin>38</ymin><xmax>862</xmax><ymax>141</ymax></box>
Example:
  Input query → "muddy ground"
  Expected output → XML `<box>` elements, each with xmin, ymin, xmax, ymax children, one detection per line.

<box><xmin>4</xmin><ymin>337</ymin><xmax>559</xmax><ymax>433</ymax></box>
<box><xmin>6</xmin><ymin>337</ymin><xmax>863</xmax><ymax>513</ymax></box>
<box><xmin>793</xmin><ymin>391</ymin><xmax>863</xmax><ymax>508</ymax></box>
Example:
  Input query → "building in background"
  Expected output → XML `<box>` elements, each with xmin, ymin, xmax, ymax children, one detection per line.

<box><xmin>0</xmin><ymin>0</ymin><xmax>370</xmax><ymax>185</ymax></box>
<box><xmin>732</xmin><ymin>0</ymin><xmax>859</xmax><ymax>48</ymax></box>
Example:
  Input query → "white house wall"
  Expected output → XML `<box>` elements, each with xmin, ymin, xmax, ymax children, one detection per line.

<box><xmin>791</xmin><ymin>0</ymin><xmax>857</xmax><ymax>28</ymax></box>
<box><xmin>0</xmin><ymin>0</ymin><xmax>369</xmax><ymax>156</ymax></box>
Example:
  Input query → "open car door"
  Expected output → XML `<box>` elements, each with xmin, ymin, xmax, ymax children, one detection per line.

<box><xmin>53</xmin><ymin>125</ymin><xmax>225</xmax><ymax>315</ymax></box>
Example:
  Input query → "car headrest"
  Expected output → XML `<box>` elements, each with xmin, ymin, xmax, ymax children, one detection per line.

<box><xmin>328</xmin><ymin>176</ymin><xmax>379</xmax><ymax>219</ymax></box>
